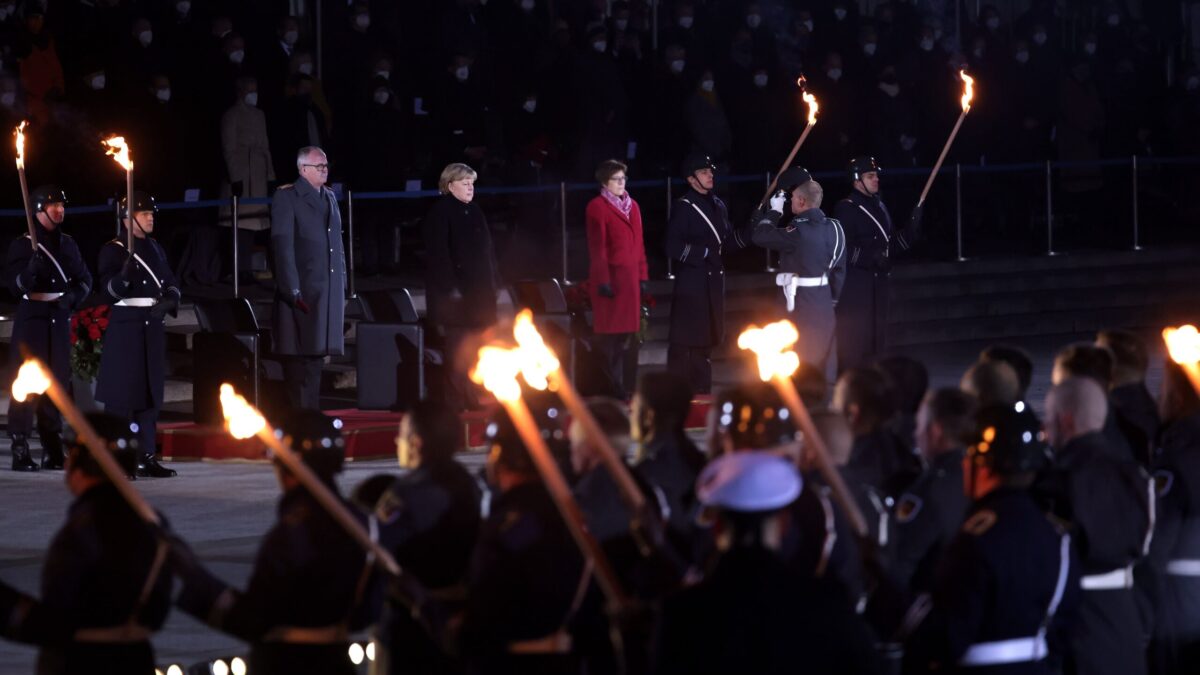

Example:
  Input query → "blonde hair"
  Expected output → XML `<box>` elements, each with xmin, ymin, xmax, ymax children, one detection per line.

<box><xmin>438</xmin><ymin>163</ymin><xmax>477</xmax><ymax>193</ymax></box>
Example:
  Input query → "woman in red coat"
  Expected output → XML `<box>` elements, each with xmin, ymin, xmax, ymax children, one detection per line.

<box><xmin>586</xmin><ymin>159</ymin><xmax>648</xmax><ymax>398</ymax></box>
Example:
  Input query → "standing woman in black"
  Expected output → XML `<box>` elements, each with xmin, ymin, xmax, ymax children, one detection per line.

<box><xmin>422</xmin><ymin>163</ymin><xmax>498</xmax><ymax>411</ymax></box>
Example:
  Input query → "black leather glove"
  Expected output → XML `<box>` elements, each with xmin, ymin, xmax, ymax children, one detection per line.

<box><xmin>150</xmin><ymin>294</ymin><xmax>178</xmax><ymax>319</ymax></box>
<box><xmin>230</xmin><ymin>180</ymin><xmax>244</xmax><ymax>198</ymax></box>
<box><xmin>597</xmin><ymin>283</ymin><xmax>615</xmax><ymax>298</ymax></box>
<box><xmin>55</xmin><ymin>290</ymin><xmax>76</xmax><ymax>310</ymax></box>
<box><xmin>640</xmin><ymin>280</ymin><xmax>649</xmax><ymax>294</ymax></box>
<box><xmin>26</xmin><ymin>251</ymin><xmax>48</xmax><ymax>275</ymax></box>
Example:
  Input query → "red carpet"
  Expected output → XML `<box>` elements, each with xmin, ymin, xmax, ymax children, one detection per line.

<box><xmin>159</xmin><ymin>396</ymin><xmax>714</xmax><ymax>462</ymax></box>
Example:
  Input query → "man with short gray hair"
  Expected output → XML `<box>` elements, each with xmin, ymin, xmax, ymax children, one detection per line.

<box><xmin>270</xmin><ymin>145</ymin><xmax>346</xmax><ymax>409</ymax></box>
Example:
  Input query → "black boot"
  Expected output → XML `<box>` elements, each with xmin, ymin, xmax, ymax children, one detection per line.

<box><xmin>40</xmin><ymin>432</ymin><xmax>64</xmax><ymax>470</ymax></box>
<box><xmin>137</xmin><ymin>456</ymin><xmax>177</xmax><ymax>478</ymax></box>
<box><xmin>10</xmin><ymin>435</ymin><xmax>39</xmax><ymax>472</ymax></box>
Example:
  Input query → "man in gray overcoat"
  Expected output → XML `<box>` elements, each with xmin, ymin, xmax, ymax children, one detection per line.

<box><xmin>271</xmin><ymin>146</ymin><xmax>346</xmax><ymax>410</ymax></box>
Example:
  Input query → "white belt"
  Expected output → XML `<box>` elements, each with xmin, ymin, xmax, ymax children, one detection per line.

<box><xmin>23</xmin><ymin>292</ymin><xmax>62</xmax><ymax>301</ymax></box>
<box><xmin>1081</xmin><ymin>566</ymin><xmax>1134</xmax><ymax>590</ymax></box>
<box><xmin>775</xmin><ymin>273</ymin><xmax>829</xmax><ymax>311</ymax></box>
<box><xmin>115</xmin><ymin>298</ymin><xmax>157</xmax><ymax>307</ymax></box>
<box><xmin>959</xmin><ymin>636</ymin><xmax>1048</xmax><ymax>666</ymax></box>
<box><xmin>1167</xmin><ymin>559</ymin><xmax>1200</xmax><ymax>577</ymax></box>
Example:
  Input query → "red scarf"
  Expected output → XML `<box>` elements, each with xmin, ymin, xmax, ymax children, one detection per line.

<box><xmin>601</xmin><ymin>187</ymin><xmax>633</xmax><ymax>218</ymax></box>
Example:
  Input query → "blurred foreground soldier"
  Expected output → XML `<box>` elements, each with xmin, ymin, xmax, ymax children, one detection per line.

<box><xmin>175</xmin><ymin>411</ymin><xmax>373</xmax><ymax>675</ymax></box>
<box><xmin>271</xmin><ymin>146</ymin><xmax>346</xmax><ymax>410</ymax></box>
<box><xmin>876</xmin><ymin>355</ymin><xmax>930</xmax><ymax>449</ymax></box>
<box><xmin>665</xmin><ymin>153</ymin><xmax>751</xmax><ymax>394</ymax></box>
<box><xmin>631</xmin><ymin>372</ymin><xmax>705</xmax><ymax>540</ymax></box>
<box><xmin>960</xmin><ymin>359</ymin><xmax>1020</xmax><ymax>408</ymax></box>
<box><xmin>751</xmin><ymin>167</ymin><xmax>846</xmax><ymax>381</ymax></box>
<box><xmin>1052</xmin><ymin>343</ymin><xmax>1137</xmax><ymax>463</ymax></box>
<box><xmin>39</xmin><ymin>413</ymin><xmax>172</xmax><ymax>674</ymax></box>
<box><xmin>1096</xmin><ymin>329</ymin><xmax>1159</xmax><ymax>466</ymax></box>
<box><xmin>654</xmin><ymin>452</ymin><xmax>882</xmax><ymax>675</ymax></box>
<box><xmin>95</xmin><ymin>192</ymin><xmax>179</xmax><ymax>478</ymax></box>
<box><xmin>834</xmin><ymin>158</ymin><xmax>906</xmax><ymax>370</ymax></box>
<box><xmin>0</xmin><ymin>577</ymin><xmax>70</xmax><ymax>645</ymax></box>
<box><xmin>904</xmin><ymin>405</ymin><xmax>1079</xmax><ymax>673</ymax></box>
<box><xmin>1042</xmin><ymin>377</ymin><xmax>1153</xmax><ymax>675</ymax></box>
<box><xmin>835</xmin><ymin>367</ymin><xmax>921</xmax><ymax>500</ymax></box>
<box><xmin>4</xmin><ymin>185</ymin><xmax>90</xmax><ymax>471</ymax></box>
<box><xmin>374</xmin><ymin>401</ymin><xmax>481</xmax><ymax>675</ymax></box>
<box><xmin>979</xmin><ymin>344</ymin><xmax>1035</xmax><ymax>404</ymax></box>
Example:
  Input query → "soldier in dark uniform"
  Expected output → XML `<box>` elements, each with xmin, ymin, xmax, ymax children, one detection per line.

<box><xmin>835</xmin><ymin>366</ymin><xmax>921</xmax><ymax>501</ymax></box>
<box><xmin>1041</xmin><ymin>377</ymin><xmax>1154</xmax><ymax>675</ymax></box>
<box><xmin>270</xmin><ymin>145</ymin><xmax>347</xmax><ymax>411</ymax></box>
<box><xmin>890</xmin><ymin>388</ymin><xmax>976</xmax><ymax>594</ymax></box>
<box><xmin>654</xmin><ymin>451</ymin><xmax>882</xmax><ymax>675</ymax></box>
<box><xmin>750</xmin><ymin>167</ymin><xmax>846</xmax><ymax>382</ymax></box>
<box><xmin>94</xmin><ymin>191</ymin><xmax>180</xmax><ymax>478</ymax></box>
<box><xmin>904</xmin><ymin>404</ymin><xmax>1080</xmax><ymax>674</ymax></box>
<box><xmin>175</xmin><ymin>411</ymin><xmax>374</xmax><ymax>675</ymax></box>
<box><xmin>373</xmin><ymin>401</ymin><xmax>482</xmax><ymax>675</ymax></box>
<box><xmin>664</xmin><ymin>153</ymin><xmax>752</xmax><ymax>394</ymax></box>
<box><xmin>4</xmin><ymin>185</ymin><xmax>90</xmax><ymax>471</ymax></box>
<box><xmin>39</xmin><ymin>412</ymin><xmax>174</xmax><ymax>675</ymax></box>
<box><xmin>833</xmin><ymin>157</ymin><xmax>908</xmax><ymax>372</ymax></box>
<box><xmin>0</xmin><ymin>577</ymin><xmax>71</xmax><ymax>645</ymax></box>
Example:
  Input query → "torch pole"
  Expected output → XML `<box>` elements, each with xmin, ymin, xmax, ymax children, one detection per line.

<box><xmin>758</xmin><ymin>122</ymin><xmax>814</xmax><ymax>209</ymax></box>
<box><xmin>917</xmin><ymin>108</ymin><xmax>968</xmax><ymax>208</ymax></box>
<box><xmin>770</xmin><ymin>375</ymin><xmax>869</xmax><ymax>538</ymax></box>
<box><xmin>16</xmin><ymin>165</ymin><xmax>36</xmax><ymax>249</ymax></box>
<box><xmin>125</xmin><ymin>168</ymin><xmax>135</xmax><ymax>250</ymax></box>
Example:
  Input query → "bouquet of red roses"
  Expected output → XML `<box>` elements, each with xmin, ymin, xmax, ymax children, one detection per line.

<box><xmin>70</xmin><ymin>305</ymin><xmax>109</xmax><ymax>382</ymax></box>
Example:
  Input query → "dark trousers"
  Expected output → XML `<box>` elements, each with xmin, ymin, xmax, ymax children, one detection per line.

<box><xmin>8</xmin><ymin>393</ymin><xmax>61</xmax><ymax>439</ymax></box>
<box><xmin>667</xmin><ymin>344</ymin><xmax>712</xmax><ymax>395</ymax></box>
<box><xmin>591</xmin><ymin>333</ymin><xmax>632</xmax><ymax>399</ymax></box>
<box><xmin>284</xmin><ymin>356</ymin><xmax>324</xmax><ymax>411</ymax></box>
<box><xmin>105</xmin><ymin>407</ymin><xmax>159</xmax><ymax>461</ymax></box>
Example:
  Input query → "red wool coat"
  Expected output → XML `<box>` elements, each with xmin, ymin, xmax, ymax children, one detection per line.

<box><xmin>586</xmin><ymin>194</ymin><xmax>648</xmax><ymax>334</ymax></box>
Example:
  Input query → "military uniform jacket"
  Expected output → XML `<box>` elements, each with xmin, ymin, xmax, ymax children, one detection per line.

<box><xmin>95</xmin><ymin>233</ymin><xmax>181</xmax><ymax>411</ymax></box>
<box><xmin>891</xmin><ymin>449</ymin><xmax>969</xmax><ymax>594</ymax></box>
<box><xmin>832</xmin><ymin>190</ymin><xmax>905</xmax><ymax>273</ymax></box>
<box><xmin>271</xmin><ymin>179</ymin><xmax>346</xmax><ymax>356</ymax></box>
<box><xmin>665</xmin><ymin>189</ymin><xmax>750</xmax><ymax>348</ymax></box>
<box><xmin>1147</xmin><ymin>414</ymin><xmax>1200</xmax><ymax>644</ymax></box>
<box><xmin>751</xmin><ymin>207</ymin><xmax>847</xmax><ymax>294</ymax></box>
<box><xmin>904</xmin><ymin>488</ymin><xmax>1078</xmax><ymax>674</ymax></box>
<box><xmin>3</xmin><ymin>226</ymin><xmax>91</xmax><ymax>380</ymax></box>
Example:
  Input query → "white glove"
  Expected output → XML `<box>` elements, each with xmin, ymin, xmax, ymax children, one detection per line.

<box><xmin>769</xmin><ymin>191</ymin><xmax>786</xmax><ymax>214</ymax></box>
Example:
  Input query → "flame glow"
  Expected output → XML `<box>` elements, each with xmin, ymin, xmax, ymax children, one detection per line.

<box><xmin>1164</xmin><ymin>325</ymin><xmax>1200</xmax><ymax>366</ymax></box>
<box><xmin>14</xmin><ymin>120</ymin><xmax>27</xmax><ymax>169</ymax></box>
<box><xmin>470</xmin><ymin>346</ymin><xmax>524</xmax><ymax>403</ymax></box>
<box><xmin>959</xmin><ymin>70</ymin><xmax>975</xmax><ymax>112</ymax></box>
<box><xmin>737</xmin><ymin>320</ymin><xmax>802</xmax><ymax>381</ymax></box>
<box><xmin>219</xmin><ymin>383</ymin><xmax>266</xmax><ymax>439</ymax></box>
<box><xmin>101</xmin><ymin>136</ymin><xmax>133</xmax><ymax>171</ymax></box>
<box><xmin>802</xmin><ymin>91</ymin><xmax>819</xmax><ymax>125</ymax></box>
<box><xmin>512</xmin><ymin>309</ymin><xmax>560</xmax><ymax>391</ymax></box>
<box><xmin>12</xmin><ymin>359</ymin><xmax>50</xmax><ymax>402</ymax></box>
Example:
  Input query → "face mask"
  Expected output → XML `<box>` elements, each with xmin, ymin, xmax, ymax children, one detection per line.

<box><xmin>678</xmin><ymin>16</ymin><xmax>693</xmax><ymax>29</ymax></box>
<box><xmin>746</xmin><ymin>14</ymin><xmax>761</xmax><ymax>29</ymax></box>
<box><xmin>375</xmin><ymin>69</ymin><xmax>390</xmax><ymax>80</ymax></box>
<box><xmin>973</xmin><ymin>47</ymin><xmax>984</xmax><ymax>58</ymax></box>
<box><xmin>373</xmin><ymin>90</ymin><xmax>390</xmax><ymax>105</ymax></box>
<box><xmin>244</xmin><ymin>92</ymin><xmax>258</xmax><ymax>107</ymax></box>
<box><xmin>1107</xmin><ymin>14</ymin><xmax>1120</xmax><ymax>27</ymax></box>
<box><xmin>156</xmin><ymin>87</ymin><xmax>171</xmax><ymax>102</ymax></box>
<box><xmin>176</xmin><ymin>1</ymin><xmax>190</xmax><ymax>15</ymax></box>
<box><xmin>986</xmin><ymin>17</ymin><xmax>999</xmax><ymax>30</ymax></box>
<box><xmin>355</xmin><ymin>14</ymin><xmax>370</xmax><ymax>30</ymax></box>
<box><xmin>1016</xmin><ymin>51</ymin><xmax>1029</xmax><ymax>64</ymax></box>
<box><xmin>0</xmin><ymin>92</ymin><xmax>15</xmax><ymax>107</ymax></box>
<box><xmin>283</xmin><ymin>30</ymin><xmax>298</xmax><ymax>45</ymax></box>
<box><xmin>700</xmin><ymin>79</ymin><xmax>714</xmax><ymax>92</ymax></box>
<box><xmin>879</xmin><ymin>82</ymin><xmax>900</xmax><ymax>97</ymax></box>
<box><xmin>90</xmin><ymin>74</ymin><xmax>106</xmax><ymax>90</ymax></box>
<box><xmin>455</xmin><ymin>66</ymin><xmax>469</xmax><ymax>81</ymax></box>
<box><xmin>834</xmin><ymin>8</ymin><xmax>847</xmax><ymax>21</ymax></box>
<box><xmin>615</xmin><ymin>19</ymin><xmax>628</xmax><ymax>31</ymax></box>
<box><xmin>520</xmin><ymin>0</ymin><xmax>534</xmax><ymax>11</ymax></box>
<box><xmin>1033</xmin><ymin>32</ymin><xmax>1047</xmax><ymax>46</ymax></box>
<box><xmin>669</xmin><ymin>59</ymin><xmax>685</xmax><ymax>74</ymax></box>
<box><xmin>298</xmin><ymin>62</ymin><xmax>314</xmax><ymax>75</ymax></box>
<box><xmin>1084</xmin><ymin>42</ymin><xmax>1096</xmax><ymax>56</ymax></box>
<box><xmin>1188</xmin><ymin>77</ymin><xmax>1200</xmax><ymax>92</ymax></box>
<box><xmin>138</xmin><ymin>31</ymin><xmax>152</xmax><ymax>46</ymax></box>
<box><xmin>229</xmin><ymin>49</ymin><xmax>245</xmax><ymax>64</ymax></box>
<box><xmin>593</xmin><ymin>41</ymin><xmax>607</xmax><ymax>53</ymax></box>
<box><xmin>523</xmin><ymin>99</ymin><xmax>537</xmax><ymax>113</ymax></box>
<box><xmin>827</xmin><ymin>67</ymin><xmax>842</xmax><ymax>81</ymax></box>
<box><xmin>802</xmin><ymin>20</ymin><xmax>814</xmax><ymax>32</ymax></box>
<box><xmin>753</xmin><ymin>73</ymin><xmax>768</xmax><ymax>88</ymax></box>
<box><xmin>920</xmin><ymin>38</ymin><xmax>934</xmax><ymax>51</ymax></box>
<box><xmin>863</xmin><ymin>42</ymin><xmax>877</xmax><ymax>56</ymax></box>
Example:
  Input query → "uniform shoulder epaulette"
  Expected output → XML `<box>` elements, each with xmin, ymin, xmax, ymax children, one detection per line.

<box><xmin>276</xmin><ymin>183</ymin><xmax>294</xmax><ymax>190</ymax></box>
<box><xmin>895</xmin><ymin>493</ymin><xmax>923</xmax><ymax>523</ymax></box>
<box><xmin>962</xmin><ymin>509</ymin><xmax>996</xmax><ymax>535</ymax></box>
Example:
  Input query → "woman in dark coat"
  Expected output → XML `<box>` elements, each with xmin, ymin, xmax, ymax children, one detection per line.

<box><xmin>422</xmin><ymin>163</ymin><xmax>498</xmax><ymax>411</ymax></box>
<box><xmin>585</xmin><ymin>159</ymin><xmax>647</xmax><ymax>399</ymax></box>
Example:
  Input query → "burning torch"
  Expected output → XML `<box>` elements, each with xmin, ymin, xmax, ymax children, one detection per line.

<box><xmin>13</xmin><ymin>122</ymin><xmax>36</xmax><ymax>249</ymax></box>
<box><xmin>1164</xmin><ymin>325</ymin><xmax>1200</xmax><ymax>395</ymax></box>
<box><xmin>909</xmin><ymin>70</ymin><xmax>975</xmax><ymax>231</ymax></box>
<box><xmin>758</xmin><ymin>77</ymin><xmax>819</xmax><ymax>210</ymax></box>
<box><xmin>101</xmin><ymin>136</ymin><xmax>135</xmax><ymax>250</ymax></box>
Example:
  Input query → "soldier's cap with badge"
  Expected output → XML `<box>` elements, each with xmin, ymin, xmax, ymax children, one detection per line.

<box><xmin>696</xmin><ymin>451</ymin><xmax>802</xmax><ymax>512</ymax></box>
<box><xmin>65</xmin><ymin>412</ymin><xmax>140</xmax><ymax>479</ymax></box>
<box><xmin>31</xmin><ymin>185</ymin><xmax>67</xmax><ymax>212</ymax></box>
<box><xmin>277</xmin><ymin>410</ymin><xmax>346</xmax><ymax>478</ymax></box>
<box><xmin>681</xmin><ymin>151</ymin><xmax>716</xmax><ymax>178</ymax></box>
<box><xmin>119</xmin><ymin>190</ymin><xmax>158</xmax><ymax>218</ymax></box>
<box><xmin>848</xmin><ymin>156</ymin><xmax>882</xmax><ymax>182</ymax></box>
<box><xmin>712</xmin><ymin>381</ymin><xmax>798</xmax><ymax>451</ymax></box>
<box><xmin>967</xmin><ymin>403</ymin><xmax>1049</xmax><ymax>476</ymax></box>
<box><xmin>777</xmin><ymin>166</ymin><xmax>812</xmax><ymax>192</ymax></box>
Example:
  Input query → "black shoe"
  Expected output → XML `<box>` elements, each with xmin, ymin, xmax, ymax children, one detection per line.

<box><xmin>10</xmin><ymin>435</ymin><xmax>39</xmax><ymax>472</ymax></box>
<box><xmin>136</xmin><ymin>458</ymin><xmax>177</xmax><ymax>478</ymax></box>
<box><xmin>40</xmin><ymin>433</ymin><xmax>64</xmax><ymax>470</ymax></box>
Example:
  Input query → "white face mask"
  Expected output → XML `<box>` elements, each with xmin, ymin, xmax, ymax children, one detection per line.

<box><xmin>1107</xmin><ymin>14</ymin><xmax>1120</xmax><ymax>27</ymax></box>
<box><xmin>827</xmin><ymin>67</ymin><xmax>842</xmax><ymax>81</ymax></box>
<box><xmin>1015</xmin><ymin>51</ymin><xmax>1029</xmax><ymax>64</ymax></box>
<box><xmin>355</xmin><ymin>14</ymin><xmax>370</xmax><ymax>30</ymax></box>
<box><xmin>229</xmin><ymin>49</ymin><xmax>245</xmax><ymax>64</ymax></box>
<box><xmin>986</xmin><ymin>17</ymin><xmax>1000</xmax><ymax>30</ymax></box>
<box><xmin>746</xmin><ymin>14</ymin><xmax>761</xmax><ymax>29</ymax></box>
<box><xmin>90</xmin><ymin>74</ymin><xmax>106</xmax><ymax>90</ymax></box>
<box><xmin>802</xmin><ymin>20</ymin><xmax>814</xmax><ymax>32</ymax></box>
<box><xmin>1033</xmin><ymin>32</ymin><xmax>1047</xmax><ymax>46</ymax></box>
<box><xmin>375</xmin><ymin>69</ymin><xmax>390</xmax><ymax>80</ymax></box>
<box><xmin>1084</xmin><ymin>42</ymin><xmax>1096</xmax><ymax>56</ymax></box>
<box><xmin>593</xmin><ymin>41</ymin><xmax>607</xmax><ymax>53</ymax></box>
<box><xmin>669</xmin><ymin>59</ymin><xmax>685</xmax><ymax>74</ymax></box>
<box><xmin>373</xmin><ymin>90</ymin><xmax>390</xmax><ymax>105</ymax></box>
<box><xmin>834</xmin><ymin>8</ymin><xmax>847</xmax><ymax>21</ymax></box>
<box><xmin>920</xmin><ymin>38</ymin><xmax>934</xmax><ymax>51</ymax></box>
<box><xmin>138</xmin><ymin>31</ymin><xmax>153</xmax><ymax>47</ymax></box>
<box><xmin>615</xmin><ymin>19</ymin><xmax>628</xmax><ymax>31</ymax></box>
<box><xmin>298</xmin><ymin>62</ymin><xmax>314</xmax><ymax>75</ymax></box>
<box><xmin>523</xmin><ymin>99</ymin><xmax>537</xmax><ymax>113</ymax></box>
<box><xmin>156</xmin><ymin>87</ymin><xmax>171</xmax><ymax>102</ymax></box>
<box><xmin>879</xmin><ymin>82</ymin><xmax>900</xmax><ymax>97</ymax></box>
<box><xmin>700</xmin><ymin>79</ymin><xmax>714</xmax><ymax>92</ymax></box>
<box><xmin>863</xmin><ymin>42</ymin><xmax>877</xmax><ymax>56</ymax></box>
<box><xmin>0</xmin><ymin>92</ymin><xmax>15</xmax><ymax>107</ymax></box>
<box><xmin>455</xmin><ymin>66</ymin><xmax>469</xmax><ymax>82</ymax></box>
<box><xmin>678</xmin><ymin>16</ymin><xmax>693</xmax><ymax>29</ymax></box>
<box><xmin>753</xmin><ymin>73</ymin><xmax>768</xmax><ymax>88</ymax></box>
<box><xmin>283</xmin><ymin>30</ymin><xmax>298</xmax><ymax>45</ymax></box>
<box><xmin>176</xmin><ymin>1</ymin><xmax>190</xmax><ymax>15</ymax></box>
<box><xmin>244</xmin><ymin>92</ymin><xmax>258</xmax><ymax>107</ymax></box>
<box><xmin>520</xmin><ymin>0</ymin><xmax>534</xmax><ymax>11</ymax></box>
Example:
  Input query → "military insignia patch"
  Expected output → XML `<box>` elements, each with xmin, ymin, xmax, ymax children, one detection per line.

<box><xmin>785</xmin><ymin>226</ymin><xmax>797</xmax><ymax>232</ymax></box>
<box><xmin>895</xmin><ymin>494</ymin><xmax>923</xmax><ymax>523</ymax></box>
<box><xmin>1154</xmin><ymin>470</ymin><xmax>1174</xmax><ymax>498</ymax></box>
<box><xmin>962</xmin><ymin>509</ymin><xmax>997</xmax><ymax>535</ymax></box>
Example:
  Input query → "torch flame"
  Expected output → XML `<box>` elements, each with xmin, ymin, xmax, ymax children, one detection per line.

<box><xmin>512</xmin><ymin>309</ymin><xmax>560</xmax><ymax>391</ymax></box>
<box><xmin>101</xmin><ymin>135</ymin><xmax>133</xmax><ymax>171</ymax></box>
<box><xmin>14</xmin><ymin>120</ymin><xmax>27</xmax><ymax>169</ymax></box>
<box><xmin>959</xmin><ymin>70</ymin><xmax>975</xmax><ymax>112</ymax></box>
<box><xmin>12</xmin><ymin>359</ymin><xmax>50</xmax><ymax>402</ymax></box>
<box><xmin>219</xmin><ymin>383</ymin><xmax>266</xmax><ymax>439</ymax></box>
<box><xmin>470</xmin><ymin>346</ymin><xmax>524</xmax><ymax>403</ymax></box>
<box><xmin>802</xmin><ymin>91</ymin><xmax>819</xmax><ymax>126</ymax></box>
<box><xmin>1164</xmin><ymin>325</ymin><xmax>1200</xmax><ymax>366</ymax></box>
<box><xmin>737</xmin><ymin>320</ymin><xmax>802</xmax><ymax>382</ymax></box>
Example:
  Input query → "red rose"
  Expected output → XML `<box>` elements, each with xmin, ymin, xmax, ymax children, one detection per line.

<box><xmin>97</xmin><ymin>318</ymin><xmax>109</xmax><ymax>329</ymax></box>
<box><xmin>87</xmin><ymin>325</ymin><xmax>101</xmax><ymax>341</ymax></box>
